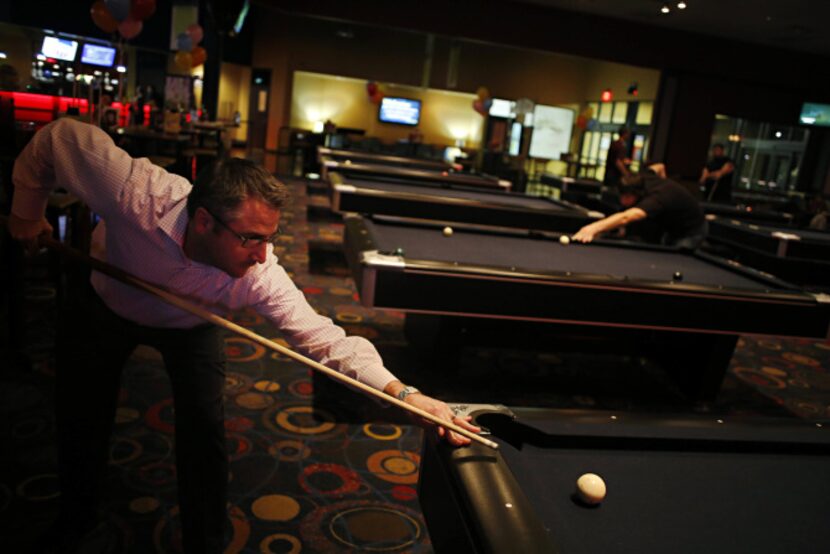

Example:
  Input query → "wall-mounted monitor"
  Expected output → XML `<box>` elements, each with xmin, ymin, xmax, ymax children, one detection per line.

<box><xmin>81</xmin><ymin>43</ymin><xmax>117</xmax><ymax>67</ymax></box>
<box><xmin>799</xmin><ymin>102</ymin><xmax>830</xmax><ymax>127</ymax></box>
<box><xmin>508</xmin><ymin>121</ymin><xmax>523</xmax><ymax>156</ymax></box>
<box><xmin>528</xmin><ymin>104</ymin><xmax>575</xmax><ymax>160</ymax></box>
<box><xmin>378</xmin><ymin>97</ymin><xmax>421</xmax><ymax>126</ymax></box>
<box><xmin>489</xmin><ymin>98</ymin><xmax>515</xmax><ymax>118</ymax></box>
<box><xmin>41</xmin><ymin>36</ymin><xmax>79</xmax><ymax>62</ymax></box>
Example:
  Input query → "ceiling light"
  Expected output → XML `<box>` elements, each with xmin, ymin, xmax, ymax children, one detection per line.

<box><xmin>677</xmin><ymin>1</ymin><xmax>687</xmax><ymax>9</ymax></box>
<box><xmin>661</xmin><ymin>4</ymin><xmax>671</xmax><ymax>14</ymax></box>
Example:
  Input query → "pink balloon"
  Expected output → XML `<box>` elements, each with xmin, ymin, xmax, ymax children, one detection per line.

<box><xmin>118</xmin><ymin>16</ymin><xmax>143</xmax><ymax>39</ymax></box>
<box><xmin>187</xmin><ymin>23</ymin><xmax>204</xmax><ymax>45</ymax></box>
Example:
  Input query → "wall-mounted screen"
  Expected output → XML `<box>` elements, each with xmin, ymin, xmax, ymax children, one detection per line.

<box><xmin>799</xmin><ymin>102</ymin><xmax>830</xmax><ymax>127</ymax></box>
<box><xmin>508</xmin><ymin>121</ymin><xmax>523</xmax><ymax>156</ymax></box>
<box><xmin>378</xmin><ymin>97</ymin><xmax>421</xmax><ymax>126</ymax></box>
<box><xmin>528</xmin><ymin>105</ymin><xmax>575</xmax><ymax>160</ymax></box>
<box><xmin>81</xmin><ymin>43</ymin><xmax>116</xmax><ymax>67</ymax></box>
<box><xmin>41</xmin><ymin>36</ymin><xmax>79</xmax><ymax>62</ymax></box>
<box><xmin>489</xmin><ymin>98</ymin><xmax>515</xmax><ymax>118</ymax></box>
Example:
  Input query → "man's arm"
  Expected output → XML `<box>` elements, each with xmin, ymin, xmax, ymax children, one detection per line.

<box><xmin>572</xmin><ymin>207</ymin><xmax>647</xmax><ymax>243</ymax></box>
<box><xmin>711</xmin><ymin>161</ymin><xmax>734</xmax><ymax>180</ymax></box>
<box><xmin>252</xmin><ymin>261</ymin><xmax>479</xmax><ymax>445</ymax></box>
<box><xmin>11</xmin><ymin>119</ymin><xmax>135</xmax><ymax>234</ymax></box>
<box><xmin>615</xmin><ymin>157</ymin><xmax>630</xmax><ymax>177</ymax></box>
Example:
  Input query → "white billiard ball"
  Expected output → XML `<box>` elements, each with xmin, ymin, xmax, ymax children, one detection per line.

<box><xmin>576</xmin><ymin>473</ymin><xmax>606</xmax><ymax>505</ymax></box>
<box><xmin>443</xmin><ymin>226</ymin><xmax>453</xmax><ymax>237</ymax></box>
<box><xmin>559</xmin><ymin>235</ymin><xmax>571</xmax><ymax>245</ymax></box>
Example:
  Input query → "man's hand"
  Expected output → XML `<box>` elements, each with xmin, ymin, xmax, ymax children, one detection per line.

<box><xmin>7</xmin><ymin>214</ymin><xmax>53</xmax><ymax>255</ymax></box>
<box><xmin>572</xmin><ymin>224</ymin><xmax>597</xmax><ymax>243</ymax></box>
<box><xmin>404</xmin><ymin>393</ymin><xmax>481</xmax><ymax>446</ymax></box>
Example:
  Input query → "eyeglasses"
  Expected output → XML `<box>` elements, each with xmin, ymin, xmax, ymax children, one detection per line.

<box><xmin>203</xmin><ymin>207</ymin><xmax>281</xmax><ymax>248</ymax></box>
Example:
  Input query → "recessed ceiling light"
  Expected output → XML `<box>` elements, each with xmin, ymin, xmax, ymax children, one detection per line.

<box><xmin>661</xmin><ymin>4</ymin><xmax>671</xmax><ymax>14</ymax></box>
<box><xmin>677</xmin><ymin>1</ymin><xmax>687</xmax><ymax>9</ymax></box>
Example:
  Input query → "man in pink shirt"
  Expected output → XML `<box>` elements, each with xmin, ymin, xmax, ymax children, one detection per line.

<box><xmin>9</xmin><ymin>119</ymin><xmax>477</xmax><ymax>553</ymax></box>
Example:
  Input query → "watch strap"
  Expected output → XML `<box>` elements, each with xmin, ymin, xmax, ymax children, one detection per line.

<box><xmin>396</xmin><ymin>386</ymin><xmax>420</xmax><ymax>401</ymax></box>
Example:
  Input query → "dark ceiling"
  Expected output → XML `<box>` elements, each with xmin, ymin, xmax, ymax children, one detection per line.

<box><xmin>522</xmin><ymin>0</ymin><xmax>830</xmax><ymax>57</ymax></box>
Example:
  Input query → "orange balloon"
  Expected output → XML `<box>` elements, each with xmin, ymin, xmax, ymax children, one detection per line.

<box><xmin>190</xmin><ymin>46</ymin><xmax>207</xmax><ymax>68</ymax></box>
<box><xmin>118</xmin><ymin>17</ymin><xmax>143</xmax><ymax>40</ymax></box>
<box><xmin>90</xmin><ymin>0</ymin><xmax>118</xmax><ymax>34</ymax></box>
<box><xmin>174</xmin><ymin>50</ymin><xmax>193</xmax><ymax>72</ymax></box>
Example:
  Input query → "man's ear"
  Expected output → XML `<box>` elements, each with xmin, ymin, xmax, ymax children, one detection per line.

<box><xmin>192</xmin><ymin>206</ymin><xmax>213</xmax><ymax>234</ymax></box>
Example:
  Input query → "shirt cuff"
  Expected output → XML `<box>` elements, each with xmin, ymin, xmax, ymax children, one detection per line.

<box><xmin>11</xmin><ymin>188</ymin><xmax>50</xmax><ymax>222</ymax></box>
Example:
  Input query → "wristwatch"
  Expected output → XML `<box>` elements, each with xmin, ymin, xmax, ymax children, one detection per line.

<box><xmin>396</xmin><ymin>386</ymin><xmax>421</xmax><ymax>402</ymax></box>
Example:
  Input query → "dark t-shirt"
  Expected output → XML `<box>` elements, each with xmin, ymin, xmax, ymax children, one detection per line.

<box><xmin>636</xmin><ymin>178</ymin><xmax>705</xmax><ymax>242</ymax></box>
<box><xmin>604</xmin><ymin>139</ymin><xmax>627</xmax><ymax>185</ymax></box>
<box><xmin>704</xmin><ymin>155</ymin><xmax>734</xmax><ymax>201</ymax></box>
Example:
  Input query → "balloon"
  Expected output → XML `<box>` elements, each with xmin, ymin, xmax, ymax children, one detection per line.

<box><xmin>483</xmin><ymin>98</ymin><xmax>493</xmax><ymax>111</ymax></box>
<box><xmin>90</xmin><ymin>0</ymin><xmax>118</xmax><ymax>33</ymax></box>
<box><xmin>174</xmin><ymin>50</ymin><xmax>193</xmax><ymax>72</ymax></box>
<box><xmin>476</xmin><ymin>86</ymin><xmax>490</xmax><ymax>101</ymax></box>
<box><xmin>576</xmin><ymin>115</ymin><xmax>587</xmax><ymax>129</ymax></box>
<box><xmin>104</xmin><ymin>0</ymin><xmax>130</xmax><ymax>21</ymax></box>
<box><xmin>586</xmin><ymin>119</ymin><xmax>598</xmax><ymax>131</ymax></box>
<box><xmin>369</xmin><ymin>90</ymin><xmax>384</xmax><ymax>105</ymax></box>
<box><xmin>130</xmin><ymin>0</ymin><xmax>157</xmax><ymax>20</ymax></box>
<box><xmin>190</xmin><ymin>46</ymin><xmax>207</xmax><ymax>68</ymax></box>
<box><xmin>515</xmin><ymin>97</ymin><xmax>535</xmax><ymax>115</ymax></box>
<box><xmin>581</xmin><ymin>106</ymin><xmax>594</xmax><ymax>119</ymax></box>
<box><xmin>176</xmin><ymin>32</ymin><xmax>193</xmax><ymax>52</ymax></box>
<box><xmin>472</xmin><ymin>99</ymin><xmax>486</xmax><ymax>116</ymax></box>
<box><xmin>118</xmin><ymin>17</ymin><xmax>143</xmax><ymax>39</ymax></box>
<box><xmin>186</xmin><ymin>23</ymin><xmax>204</xmax><ymax>45</ymax></box>
<box><xmin>366</xmin><ymin>81</ymin><xmax>378</xmax><ymax>96</ymax></box>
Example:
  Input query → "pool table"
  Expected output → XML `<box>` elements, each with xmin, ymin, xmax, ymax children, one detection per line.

<box><xmin>342</xmin><ymin>215</ymin><xmax>830</xmax><ymax>399</ymax></box>
<box><xmin>539</xmin><ymin>174</ymin><xmax>796</xmax><ymax>225</ymax></box>
<box><xmin>328</xmin><ymin>171</ymin><xmax>603</xmax><ymax>233</ymax></box>
<box><xmin>419</xmin><ymin>405</ymin><xmax>830</xmax><ymax>554</ymax></box>
<box><xmin>317</xmin><ymin>146</ymin><xmax>454</xmax><ymax>171</ymax></box>
<box><xmin>706</xmin><ymin>217</ymin><xmax>830</xmax><ymax>287</ymax></box>
<box><xmin>320</xmin><ymin>157</ymin><xmax>512</xmax><ymax>191</ymax></box>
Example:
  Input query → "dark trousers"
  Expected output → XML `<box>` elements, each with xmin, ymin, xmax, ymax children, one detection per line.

<box><xmin>56</xmin><ymin>286</ymin><xmax>227</xmax><ymax>553</ymax></box>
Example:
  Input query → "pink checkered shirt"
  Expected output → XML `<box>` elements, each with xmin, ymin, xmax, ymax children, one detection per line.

<box><xmin>12</xmin><ymin>119</ymin><xmax>397</xmax><ymax>391</ymax></box>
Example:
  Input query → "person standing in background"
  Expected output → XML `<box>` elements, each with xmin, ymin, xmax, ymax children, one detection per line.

<box><xmin>603</xmin><ymin>126</ymin><xmax>632</xmax><ymax>187</ymax></box>
<box><xmin>699</xmin><ymin>143</ymin><xmax>735</xmax><ymax>202</ymax></box>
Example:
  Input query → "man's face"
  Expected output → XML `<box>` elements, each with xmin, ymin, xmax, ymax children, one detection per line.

<box><xmin>712</xmin><ymin>145</ymin><xmax>724</xmax><ymax>157</ymax></box>
<box><xmin>202</xmin><ymin>197</ymin><xmax>281</xmax><ymax>278</ymax></box>
<box><xmin>620</xmin><ymin>192</ymin><xmax>638</xmax><ymax>207</ymax></box>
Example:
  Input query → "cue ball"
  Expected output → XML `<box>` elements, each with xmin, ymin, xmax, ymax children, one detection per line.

<box><xmin>576</xmin><ymin>473</ymin><xmax>606</xmax><ymax>505</ymax></box>
<box><xmin>443</xmin><ymin>226</ymin><xmax>453</xmax><ymax>237</ymax></box>
<box><xmin>559</xmin><ymin>235</ymin><xmax>570</xmax><ymax>245</ymax></box>
<box><xmin>673</xmin><ymin>271</ymin><xmax>683</xmax><ymax>281</ymax></box>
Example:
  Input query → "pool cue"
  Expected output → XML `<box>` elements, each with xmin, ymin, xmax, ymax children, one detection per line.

<box><xmin>4</xmin><ymin>220</ymin><xmax>496</xmax><ymax>449</ymax></box>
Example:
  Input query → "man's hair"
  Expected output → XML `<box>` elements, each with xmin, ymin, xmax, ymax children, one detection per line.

<box><xmin>619</xmin><ymin>173</ymin><xmax>647</xmax><ymax>196</ymax></box>
<box><xmin>618</xmin><ymin>126</ymin><xmax>631</xmax><ymax>137</ymax></box>
<box><xmin>186</xmin><ymin>158</ymin><xmax>289</xmax><ymax>218</ymax></box>
<box><xmin>712</xmin><ymin>143</ymin><xmax>725</xmax><ymax>150</ymax></box>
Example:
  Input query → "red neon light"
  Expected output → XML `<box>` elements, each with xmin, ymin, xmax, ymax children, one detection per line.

<box><xmin>600</xmin><ymin>89</ymin><xmax>613</xmax><ymax>103</ymax></box>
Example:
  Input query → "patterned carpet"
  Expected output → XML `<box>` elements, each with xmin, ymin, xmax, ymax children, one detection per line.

<box><xmin>1</xmin><ymin>176</ymin><xmax>829</xmax><ymax>552</ymax></box>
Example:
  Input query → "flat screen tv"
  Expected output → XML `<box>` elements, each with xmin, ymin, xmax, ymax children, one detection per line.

<box><xmin>41</xmin><ymin>36</ymin><xmax>78</xmax><ymax>62</ymax></box>
<box><xmin>378</xmin><ymin>97</ymin><xmax>421</xmax><ymax>126</ymax></box>
<box><xmin>81</xmin><ymin>43</ymin><xmax>116</xmax><ymax>67</ymax></box>
<box><xmin>799</xmin><ymin>102</ymin><xmax>830</xmax><ymax>127</ymax></box>
<box><xmin>489</xmin><ymin>98</ymin><xmax>515</xmax><ymax>118</ymax></box>
<box><xmin>528</xmin><ymin>104</ymin><xmax>575</xmax><ymax>160</ymax></box>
